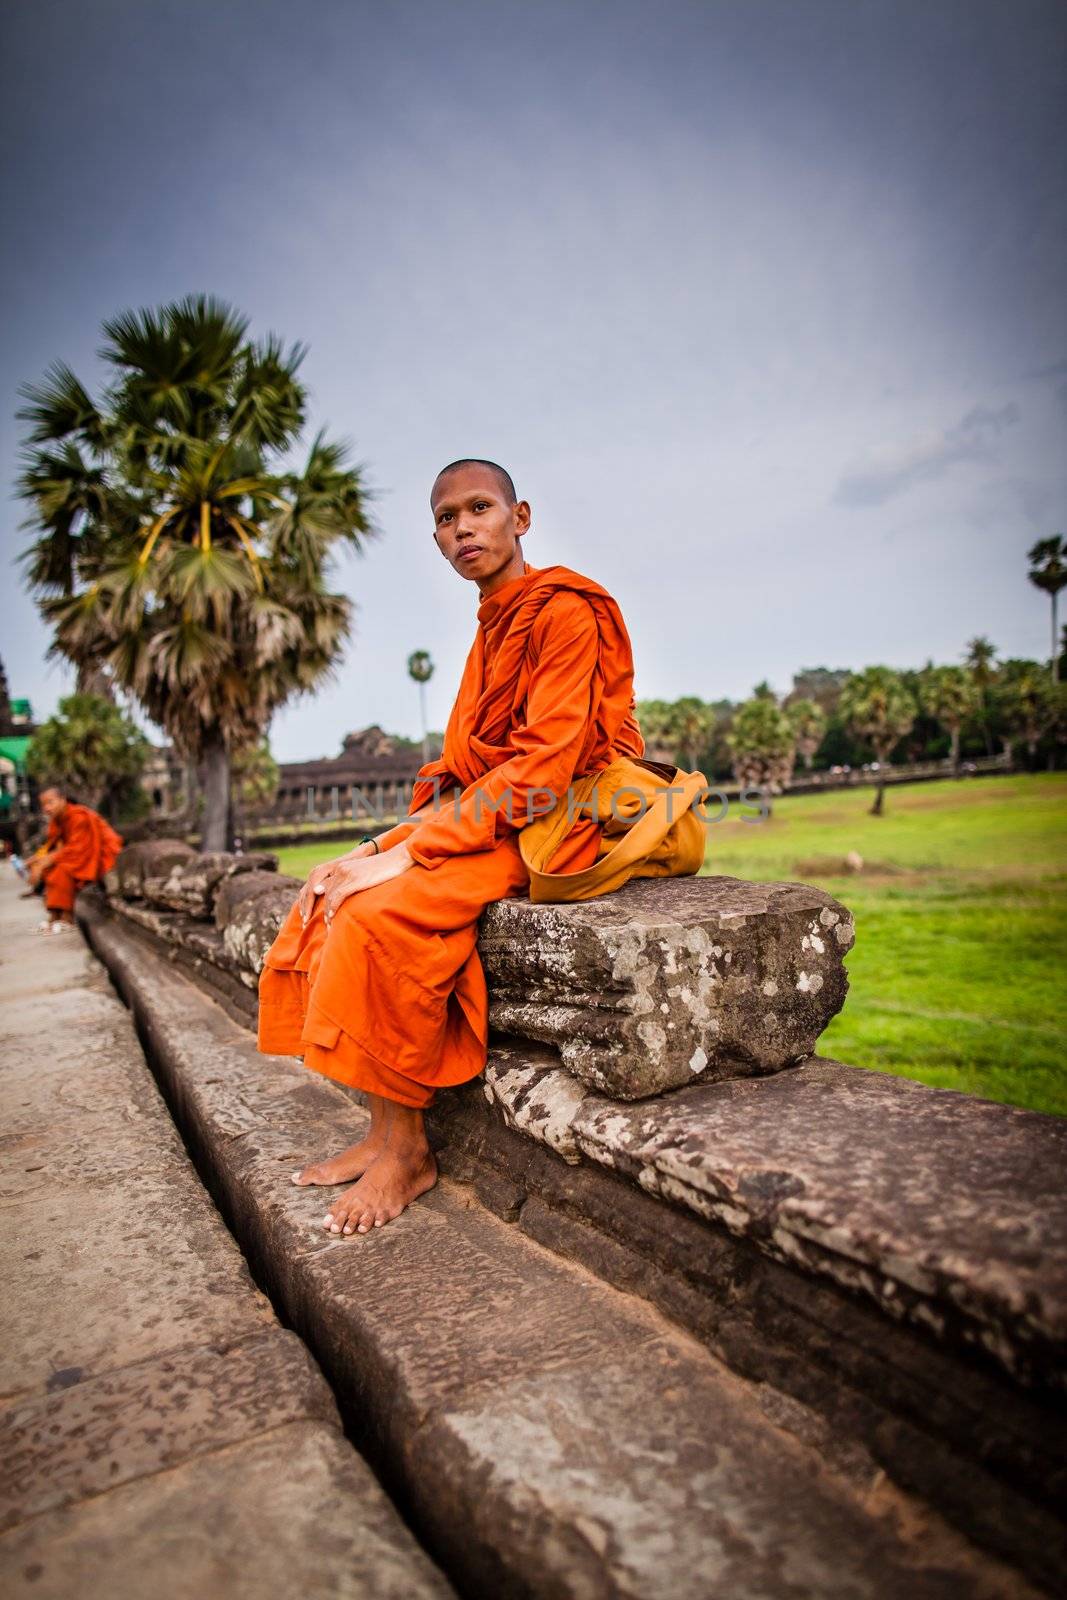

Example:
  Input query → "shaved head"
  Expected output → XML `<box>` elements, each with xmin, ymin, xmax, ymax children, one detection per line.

<box><xmin>433</xmin><ymin>458</ymin><xmax>516</xmax><ymax>505</ymax></box>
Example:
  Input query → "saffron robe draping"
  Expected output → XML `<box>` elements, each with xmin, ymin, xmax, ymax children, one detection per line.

<box><xmin>42</xmin><ymin>803</ymin><xmax>124</xmax><ymax>912</ymax></box>
<box><xmin>257</xmin><ymin>562</ymin><xmax>645</xmax><ymax>1106</ymax></box>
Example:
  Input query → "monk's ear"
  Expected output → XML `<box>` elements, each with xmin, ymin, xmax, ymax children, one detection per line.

<box><xmin>513</xmin><ymin>499</ymin><xmax>531</xmax><ymax>534</ymax></box>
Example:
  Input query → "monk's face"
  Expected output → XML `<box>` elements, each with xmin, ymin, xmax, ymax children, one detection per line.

<box><xmin>40</xmin><ymin>788</ymin><xmax>67</xmax><ymax>821</ymax></box>
<box><xmin>431</xmin><ymin>466</ymin><xmax>531</xmax><ymax>596</ymax></box>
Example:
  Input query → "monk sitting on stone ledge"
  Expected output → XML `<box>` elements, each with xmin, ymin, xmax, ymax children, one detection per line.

<box><xmin>258</xmin><ymin>457</ymin><xmax>692</xmax><ymax>1236</ymax></box>
<box><xmin>28</xmin><ymin>785</ymin><xmax>123</xmax><ymax>934</ymax></box>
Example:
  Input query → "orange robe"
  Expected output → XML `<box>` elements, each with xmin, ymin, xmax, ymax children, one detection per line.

<box><xmin>257</xmin><ymin>562</ymin><xmax>644</xmax><ymax>1108</ymax></box>
<box><xmin>43</xmin><ymin>803</ymin><xmax>124</xmax><ymax>912</ymax></box>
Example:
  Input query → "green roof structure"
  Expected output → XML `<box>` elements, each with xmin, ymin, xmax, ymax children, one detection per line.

<box><xmin>0</xmin><ymin>735</ymin><xmax>33</xmax><ymax>773</ymax></box>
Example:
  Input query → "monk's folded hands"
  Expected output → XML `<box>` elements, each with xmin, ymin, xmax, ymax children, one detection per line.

<box><xmin>298</xmin><ymin>859</ymin><xmax>338</xmax><ymax>924</ymax></box>
<box><xmin>299</xmin><ymin>837</ymin><xmax>386</xmax><ymax>924</ymax></box>
<box><xmin>321</xmin><ymin>841</ymin><xmax>415</xmax><ymax>927</ymax></box>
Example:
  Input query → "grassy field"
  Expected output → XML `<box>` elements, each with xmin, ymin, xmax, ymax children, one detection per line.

<box><xmin>277</xmin><ymin>773</ymin><xmax>1067</xmax><ymax>1116</ymax></box>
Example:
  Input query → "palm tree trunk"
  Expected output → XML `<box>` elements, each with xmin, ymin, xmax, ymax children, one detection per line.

<box><xmin>183</xmin><ymin>760</ymin><xmax>199</xmax><ymax>823</ymax></box>
<box><xmin>1053</xmin><ymin>591</ymin><xmax>1060</xmax><ymax>683</ymax></box>
<box><xmin>980</xmin><ymin>691</ymin><xmax>993</xmax><ymax>757</ymax></box>
<box><xmin>870</xmin><ymin>780</ymin><xmax>885</xmax><ymax>816</ymax></box>
<box><xmin>201</xmin><ymin>730</ymin><xmax>232</xmax><ymax>853</ymax></box>
<box><xmin>419</xmin><ymin>681</ymin><xmax>428</xmax><ymax>765</ymax></box>
<box><xmin>950</xmin><ymin>726</ymin><xmax>960</xmax><ymax>772</ymax></box>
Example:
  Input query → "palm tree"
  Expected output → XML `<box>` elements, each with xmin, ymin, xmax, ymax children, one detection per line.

<box><xmin>917</xmin><ymin>664</ymin><xmax>979</xmax><ymax>772</ymax></box>
<box><xmin>838</xmin><ymin>667</ymin><xmax>916</xmax><ymax>815</ymax></box>
<box><xmin>994</xmin><ymin>660</ymin><xmax>1057</xmax><ymax>769</ymax></box>
<box><xmin>635</xmin><ymin>699</ymin><xmax>676</xmax><ymax>762</ymax></box>
<box><xmin>964</xmin><ymin>636</ymin><xmax>998</xmax><ymax>755</ymax></box>
<box><xmin>18</xmin><ymin>296</ymin><xmax>375</xmax><ymax>851</ymax></box>
<box><xmin>667</xmin><ymin>696</ymin><xmax>716</xmax><ymax>771</ymax></box>
<box><xmin>727</xmin><ymin>695</ymin><xmax>796</xmax><ymax>815</ymax></box>
<box><xmin>1027</xmin><ymin>536</ymin><xmax>1067</xmax><ymax>682</ymax></box>
<box><xmin>407</xmin><ymin>650</ymin><xmax>434</xmax><ymax>765</ymax></box>
<box><xmin>784</xmin><ymin>697</ymin><xmax>826</xmax><ymax>770</ymax></box>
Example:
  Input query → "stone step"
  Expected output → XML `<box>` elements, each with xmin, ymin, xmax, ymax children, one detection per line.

<box><xmin>0</xmin><ymin>882</ymin><xmax>455</xmax><ymax>1600</ymax></box>
<box><xmin>81</xmin><ymin>906</ymin><xmax>1045</xmax><ymax>1600</ymax></box>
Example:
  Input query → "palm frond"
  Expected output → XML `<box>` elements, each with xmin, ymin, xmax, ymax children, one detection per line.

<box><xmin>17</xmin><ymin>363</ymin><xmax>107</xmax><ymax>448</ymax></box>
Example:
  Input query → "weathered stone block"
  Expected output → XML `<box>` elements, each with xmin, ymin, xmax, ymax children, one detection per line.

<box><xmin>106</xmin><ymin>839</ymin><xmax>196</xmax><ymax>900</ymax></box>
<box><xmin>144</xmin><ymin>850</ymin><xmax>279</xmax><ymax>916</ymax></box>
<box><xmin>478</xmin><ymin>875</ymin><xmax>855</xmax><ymax>1098</ymax></box>
<box><xmin>570</xmin><ymin>1059</ymin><xmax>1067</xmax><ymax>1387</ymax></box>
<box><xmin>483</xmin><ymin>1046</ymin><xmax>589</xmax><ymax>1163</ymax></box>
<box><xmin>216</xmin><ymin>869</ymin><xmax>301</xmax><ymax>974</ymax></box>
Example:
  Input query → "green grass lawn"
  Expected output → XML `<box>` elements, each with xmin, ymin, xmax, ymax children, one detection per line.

<box><xmin>278</xmin><ymin>774</ymin><xmax>1067</xmax><ymax>1116</ymax></box>
<box><xmin>702</xmin><ymin>773</ymin><xmax>1067</xmax><ymax>1115</ymax></box>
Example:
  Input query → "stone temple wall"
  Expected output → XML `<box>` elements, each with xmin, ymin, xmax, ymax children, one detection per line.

<box><xmin>81</xmin><ymin>839</ymin><xmax>1067</xmax><ymax>1590</ymax></box>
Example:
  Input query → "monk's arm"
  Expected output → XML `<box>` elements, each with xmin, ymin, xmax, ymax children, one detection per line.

<box><xmin>29</xmin><ymin>819</ymin><xmax>66</xmax><ymax>879</ymax></box>
<box><xmin>406</xmin><ymin>593</ymin><xmax>600</xmax><ymax>869</ymax></box>
<box><xmin>297</xmin><ymin>802</ymin><xmax>447</xmax><ymax>921</ymax></box>
<box><xmin>340</xmin><ymin>797</ymin><xmax>442</xmax><ymax>858</ymax></box>
<box><xmin>302</xmin><ymin>795</ymin><xmax>451</xmax><ymax>922</ymax></box>
<box><xmin>51</xmin><ymin>810</ymin><xmax>96</xmax><ymax>876</ymax></box>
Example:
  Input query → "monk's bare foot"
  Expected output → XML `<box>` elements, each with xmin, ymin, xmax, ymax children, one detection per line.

<box><xmin>291</xmin><ymin>1129</ymin><xmax>388</xmax><ymax>1187</ymax></box>
<box><xmin>322</xmin><ymin>1142</ymin><xmax>437</xmax><ymax>1236</ymax></box>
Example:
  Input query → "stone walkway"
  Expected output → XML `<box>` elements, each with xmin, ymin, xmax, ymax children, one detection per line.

<box><xmin>0</xmin><ymin>872</ymin><xmax>454</xmax><ymax>1599</ymax></box>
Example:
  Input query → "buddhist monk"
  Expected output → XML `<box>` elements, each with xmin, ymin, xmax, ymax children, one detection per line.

<box><xmin>258</xmin><ymin>458</ymin><xmax>646</xmax><ymax>1237</ymax></box>
<box><xmin>29</xmin><ymin>785</ymin><xmax>123</xmax><ymax>933</ymax></box>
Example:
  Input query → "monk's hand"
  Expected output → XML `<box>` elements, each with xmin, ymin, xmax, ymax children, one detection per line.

<box><xmin>298</xmin><ymin>857</ymin><xmax>344</xmax><ymax>925</ymax></box>
<box><xmin>321</xmin><ymin>843</ymin><xmax>414</xmax><ymax>929</ymax></box>
<box><xmin>297</xmin><ymin>841</ymin><xmax>379</xmax><ymax>925</ymax></box>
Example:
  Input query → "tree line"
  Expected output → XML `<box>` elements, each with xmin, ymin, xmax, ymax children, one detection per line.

<box><xmin>640</xmin><ymin>635</ymin><xmax>1066</xmax><ymax>815</ymax></box>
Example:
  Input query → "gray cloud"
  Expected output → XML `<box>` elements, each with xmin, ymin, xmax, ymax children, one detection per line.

<box><xmin>1022</xmin><ymin>358</ymin><xmax>1067</xmax><ymax>381</ymax></box>
<box><xmin>834</xmin><ymin>401</ymin><xmax>1020</xmax><ymax>507</ymax></box>
<box><xmin>965</xmin><ymin>474</ymin><xmax>1057</xmax><ymax>531</ymax></box>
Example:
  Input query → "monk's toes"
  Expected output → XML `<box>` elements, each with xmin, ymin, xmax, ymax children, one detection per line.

<box><xmin>322</xmin><ymin>1186</ymin><xmax>371</xmax><ymax>1236</ymax></box>
<box><xmin>347</xmin><ymin>1200</ymin><xmax>378</xmax><ymax>1234</ymax></box>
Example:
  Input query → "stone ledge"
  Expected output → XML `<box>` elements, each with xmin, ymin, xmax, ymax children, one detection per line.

<box><xmin>478</xmin><ymin>1046</ymin><xmax>1067</xmax><ymax>1390</ymax></box>
<box><xmin>145</xmin><ymin>848</ymin><xmax>279</xmax><ymax>916</ymax></box>
<box><xmin>78</xmin><ymin>907</ymin><xmax>1052</xmax><ymax>1599</ymax></box>
<box><xmin>479</xmin><ymin>874</ymin><xmax>856</xmax><ymax>1096</ymax></box>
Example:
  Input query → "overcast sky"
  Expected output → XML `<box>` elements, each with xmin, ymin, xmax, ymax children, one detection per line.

<box><xmin>2</xmin><ymin>0</ymin><xmax>1064</xmax><ymax>761</ymax></box>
